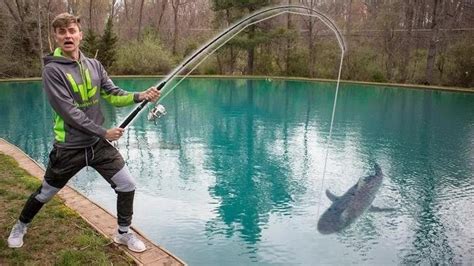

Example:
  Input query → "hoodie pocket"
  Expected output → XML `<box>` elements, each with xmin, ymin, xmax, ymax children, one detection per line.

<box><xmin>48</xmin><ymin>147</ymin><xmax>59</xmax><ymax>166</ymax></box>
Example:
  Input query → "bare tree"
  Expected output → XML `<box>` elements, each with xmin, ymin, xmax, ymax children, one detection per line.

<box><xmin>301</xmin><ymin>0</ymin><xmax>318</xmax><ymax>77</ymax></box>
<box><xmin>4</xmin><ymin>1</ymin><xmax>36</xmax><ymax>55</ymax></box>
<box><xmin>123</xmin><ymin>0</ymin><xmax>130</xmax><ymax>21</ymax></box>
<box><xmin>89</xmin><ymin>0</ymin><xmax>93</xmax><ymax>30</ymax></box>
<box><xmin>137</xmin><ymin>0</ymin><xmax>144</xmax><ymax>41</ymax></box>
<box><xmin>36</xmin><ymin>0</ymin><xmax>43</xmax><ymax>67</ymax></box>
<box><xmin>155</xmin><ymin>0</ymin><xmax>168</xmax><ymax>29</ymax></box>
<box><xmin>286</xmin><ymin>0</ymin><xmax>293</xmax><ymax>75</ymax></box>
<box><xmin>399</xmin><ymin>0</ymin><xmax>414</xmax><ymax>83</ymax></box>
<box><xmin>46</xmin><ymin>0</ymin><xmax>53</xmax><ymax>52</ymax></box>
<box><xmin>110</xmin><ymin>0</ymin><xmax>117</xmax><ymax>18</ymax></box>
<box><xmin>425</xmin><ymin>0</ymin><xmax>441</xmax><ymax>84</ymax></box>
<box><xmin>170</xmin><ymin>0</ymin><xmax>192</xmax><ymax>55</ymax></box>
<box><xmin>171</xmin><ymin>0</ymin><xmax>182</xmax><ymax>54</ymax></box>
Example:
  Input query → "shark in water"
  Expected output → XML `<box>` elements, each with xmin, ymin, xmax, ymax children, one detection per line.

<box><xmin>317</xmin><ymin>163</ymin><xmax>392</xmax><ymax>234</ymax></box>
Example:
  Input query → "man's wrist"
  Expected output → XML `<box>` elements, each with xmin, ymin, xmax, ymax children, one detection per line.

<box><xmin>133</xmin><ymin>93</ymin><xmax>142</xmax><ymax>103</ymax></box>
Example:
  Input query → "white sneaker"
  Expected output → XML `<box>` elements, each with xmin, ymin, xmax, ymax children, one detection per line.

<box><xmin>8</xmin><ymin>221</ymin><xmax>28</xmax><ymax>248</ymax></box>
<box><xmin>114</xmin><ymin>231</ymin><xmax>147</xmax><ymax>253</ymax></box>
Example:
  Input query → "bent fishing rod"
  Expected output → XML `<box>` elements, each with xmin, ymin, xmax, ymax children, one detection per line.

<box><xmin>118</xmin><ymin>4</ymin><xmax>346</xmax><ymax>129</ymax></box>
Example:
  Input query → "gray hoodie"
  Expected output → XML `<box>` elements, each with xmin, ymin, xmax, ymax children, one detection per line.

<box><xmin>43</xmin><ymin>48</ymin><xmax>140</xmax><ymax>148</ymax></box>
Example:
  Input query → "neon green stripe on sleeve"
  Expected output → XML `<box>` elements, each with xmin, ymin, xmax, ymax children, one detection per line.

<box><xmin>100</xmin><ymin>91</ymin><xmax>135</xmax><ymax>107</ymax></box>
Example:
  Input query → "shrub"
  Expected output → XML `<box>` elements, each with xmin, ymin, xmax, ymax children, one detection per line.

<box><xmin>111</xmin><ymin>35</ymin><xmax>176</xmax><ymax>75</ymax></box>
<box><xmin>444</xmin><ymin>41</ymin><xmax>473</xmax><ymax>87</ymax></box>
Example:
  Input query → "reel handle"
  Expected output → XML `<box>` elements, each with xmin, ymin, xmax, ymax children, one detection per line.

<box><xmin>119</xmin><ymin>81</ymin><xmax>166</xmax><ymax>129</ymax></box>
<box><xmin>148</xmin><ymin>104</ymin><xmax>167</xmax><ymax>121</ymax></box>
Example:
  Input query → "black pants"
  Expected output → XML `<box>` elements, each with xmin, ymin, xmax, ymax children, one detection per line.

<box><xmin>19</xmin><ymin>139</ymin><xmax>136</xmax><ymax>227</ymax></box>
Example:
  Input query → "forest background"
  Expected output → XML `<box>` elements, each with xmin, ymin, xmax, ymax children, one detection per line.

<box><xmin>0</xmin><ymin>0</ymin><xmax>472</xmax><ymax>88</ymax></box>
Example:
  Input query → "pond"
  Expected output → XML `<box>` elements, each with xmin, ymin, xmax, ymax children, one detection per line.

<box><xmin>0</xmin><ymin>78</ymin><xmax>473</xmax><ymax>265</ymax></box>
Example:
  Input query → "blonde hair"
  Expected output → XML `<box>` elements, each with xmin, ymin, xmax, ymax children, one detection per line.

<box><xmin>52</xmin><ymin>13</ymin><xmax>81</xmax><ymax>32</ymax></box>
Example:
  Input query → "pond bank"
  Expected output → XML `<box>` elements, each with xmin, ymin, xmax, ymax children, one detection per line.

<box><xmin>0</xmin><ymin>75</ymin><xmax>472</xmax><ymax>93</ymax></box>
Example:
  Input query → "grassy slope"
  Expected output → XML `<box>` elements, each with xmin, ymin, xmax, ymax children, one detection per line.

<box><xmin>0</xmin><ymin>153</ymin><xmax>134</xmax><ymax>265</ymax></box>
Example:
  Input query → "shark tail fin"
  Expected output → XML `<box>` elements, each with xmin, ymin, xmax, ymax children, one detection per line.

<box><xmin>374</xmin><ymin>163</ymin><xmax>382</xmax><ymax>176</ymax></box>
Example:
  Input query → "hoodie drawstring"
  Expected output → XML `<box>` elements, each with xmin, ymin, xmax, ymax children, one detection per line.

<box><xmin>85</xmin><ymin>148</ymin><xmax>88</xmax><ymax>170</ymax></box>
<box><xmin>84</xmin><ymin>145</ymin><xmax>95</xmax><ymax>171</ymax></box>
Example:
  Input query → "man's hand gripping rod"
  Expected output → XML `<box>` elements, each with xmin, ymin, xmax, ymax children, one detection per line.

<box><xmin>118</xmin><ymin>81</ymin><xmax>167</xmax><ymax>129</ymax></box>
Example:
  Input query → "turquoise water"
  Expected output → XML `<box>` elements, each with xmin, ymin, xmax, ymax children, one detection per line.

<box><xmin>0</xmin><ymin>78</ymin><xmax>473</xmax><ymax>265</ymax></box>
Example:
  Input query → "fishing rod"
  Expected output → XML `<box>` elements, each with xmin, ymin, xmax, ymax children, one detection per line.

<box><xmin>118</xmin><ymin>4</ymin><xmax>346</xmax><ymax>129</ymax></box>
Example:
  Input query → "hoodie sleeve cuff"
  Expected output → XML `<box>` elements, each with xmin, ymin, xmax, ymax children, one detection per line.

<box><xmin>98</xmin><ymin>127</ymin><xmax>108</xmax><ymax>138</ymax></box>
<box><xmin>133</xmin><ymin>93</ymin><xmax>142</xmax><ymax>103</ymax></box>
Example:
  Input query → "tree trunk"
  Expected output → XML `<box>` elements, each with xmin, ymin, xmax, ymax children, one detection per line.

<box><xmin>247</xmin><ymin>25</ymin><xmax>255</xmax><ymax>75</ymax></box>
<box><xmin>156</xmin><ymin>0</ymin><xmax>168</xmax><ymax>29</ymax></box>
<box><xmin>47</xmin><ymin>0</ymin><xmax>53</xmax><ymax>52</ymax></box>
<box><xmin>67</xmin><ymin>0</ymin><xmax>78</xmax><ymax>14</ymax></box>
<box><xmin>123</xmin><ymin>0</ymin><xmax>129</xmax><ymax>21</ymax></box>
<box><xmin>305</xmin><ymin>0</ymin><xmax>317</xmax><ymax>78</ymax></box>
<box><xmin>216</xmin><ymin>53</ymin><xmax>223</xmax><ymax>74</ymax></box>
<box><xmin>345</xmin><ymin>0</ymin><xmax>353</xmax><ymax>35</ymax></box>
<box><xmin>226</xmin><ymin>9</ymin><xmax>236</xmax><ymax>74</ymax></box>
<box><xmin>36</xmin><ymin>0</ymin><xmax>43</xmax><ymax>67</ymax></box>
<box><xmin>89</xmin><ymin>0</ymin><xmax>93</xmax><ymax>31</ymax></box>
<box><xmin>344</xmin><ymin>0</ymin><xmax>353</xmax><ymax>79</ymax></box>
<box><xmin>137</xmin><ymin>0</ymin><xmax>145</xmax><ymax>41</ymax></box>
<box><xmin>399</xmin><ymin>0</ymin><xmax>414</xmax><ymax>83</ymax></box>
<box><xmin>111</xmin><ymin>0</ymin><xmax>117</xmax><ymax>18</ymax></box>
<box><xmin>172</xmin><ymin>0</ymin><xmax>180</xmax><ymax>55</ymax></box>
<box><xmin>286</xmin><ymin>0</ymin><xmax>292</xmax><ymax>75</ymax></box>
<box><xmin>425</xmin><ymin>0</ymin><xmax>440</xmax><ymax>85</ymax></box>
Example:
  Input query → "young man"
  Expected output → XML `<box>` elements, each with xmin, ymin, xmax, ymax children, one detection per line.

<box><xmin>7</xmin><ymin>13</ymin><xmax>160</xmax><ymax>252</ymax></box>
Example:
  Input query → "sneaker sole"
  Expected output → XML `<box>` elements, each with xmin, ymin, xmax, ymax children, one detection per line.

<box><xmin>8</xmin><ymin>241</ymin><xmax>23</xmax><ymax>248</ymax></box>
<box><xmin>113</xmin><ymin>237</ymin><xmax>146</xmax><ymax>253</ymax></box>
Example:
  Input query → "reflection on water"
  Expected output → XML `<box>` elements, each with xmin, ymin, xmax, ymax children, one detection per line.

<box><xmin>0</xmin><ymin>78</ymin><xmax>473</xmax><ymax>265</ymax></box>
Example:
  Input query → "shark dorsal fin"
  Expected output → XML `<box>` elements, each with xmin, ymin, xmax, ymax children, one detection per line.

<box><xmin>374</xmin><ymin>163</ymin><xmax>382</xmax><ymax>176</ymax></box>
<box><xmin>325</xmin><ymin>189</ymin><xmax>339</xmax><ymax>202</ymax></box>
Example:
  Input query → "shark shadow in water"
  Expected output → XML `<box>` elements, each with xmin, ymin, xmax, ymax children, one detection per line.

<box><xmin>317</xmin><ymin>163</ymin><xmax>394</xmax><ymax>234</ymax></box>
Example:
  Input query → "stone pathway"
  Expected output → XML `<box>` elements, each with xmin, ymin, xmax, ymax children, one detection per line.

<box><xmin>0</xmin><ymin>138</ymin><xmax>186</xmax><ymax>266</ymax></box>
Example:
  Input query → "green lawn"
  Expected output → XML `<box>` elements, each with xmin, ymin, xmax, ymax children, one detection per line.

<box><xmin>0</xmin><ymin>153</ymin><xmax>134</xmax><ymax>265</ymax></box>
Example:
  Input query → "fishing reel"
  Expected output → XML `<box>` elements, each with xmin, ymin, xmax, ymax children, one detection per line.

<box><xmin>147</xmin><ymin>104</ymin><xmax>167</xmax><ymax>122</ymax></box>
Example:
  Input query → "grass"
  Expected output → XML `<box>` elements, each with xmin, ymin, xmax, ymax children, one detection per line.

<box><xmin>0</xmin><ymin>153</ymin><xmax>135</xmax><ymax>265</ymax></box>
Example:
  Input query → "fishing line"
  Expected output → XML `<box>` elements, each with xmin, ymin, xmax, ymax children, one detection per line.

<box><xmin>153</xmin><ymin>9</ymin><xmax>346</xmax><ymax>215</ymax></box>
<box><xmin>119</xmin><ymin>5</ymin><xmax>346</xmax><ymax>218</ymax></box>
<box><xmin>317</xmin><ymin>51</ymin><xmax>344</xmax><ymax>218</ymax></box>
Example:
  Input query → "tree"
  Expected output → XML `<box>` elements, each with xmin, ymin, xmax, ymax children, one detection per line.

<box><xmin>211</xmin><ymin>0</ymin><xmax>271</xmax><ymax>75</ymax></box>
<box><xmin>137</xmin><ymin>0</ymin><xmax>145</xmax><ymax>41</ymax></box>
<box><xmin>98</xmin><ymin>17</ymin><xmax>118</xmax><ymax>69</ymax></box>
<box><xmin>285</xmin><ymin>0</ymin><xmax>293</xmax><ymax>76</ymax></box>
<box><xmin>425</xmin><ymin>0</ymin><xmax>441</xmax><ymax>85</ymax></box>
<box><xmin>399</xmin><ymin>0</ymin><xmax>414</xmax><ymax>83</ymax></box>
<box><xmin>300</xmin><ymin>0</ymin><xmax>320</xmax><ymax>78</ymax></box>
<box><xmin>171</xmin><ymin>0</ymin><xmax>191</xmax><ymax>55</ymax></box>
<box><xmin>36</xmin><ymin>0</ymin><xmax>44</xmax><ymax>67</ymax></box>
<box><xmin>211</xmin><ymin>1</ymin><xmax>239</xmax><ymax>74</ymax></box>
<box><xmin>155</xmin><ymin>0</ymin><xmax>168</xmax><ymax>29</ymax></box>
<box><xmin>81</xmin><ymin>29</ymin><xmax>99</xmax><ymax>58</ymax></box>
